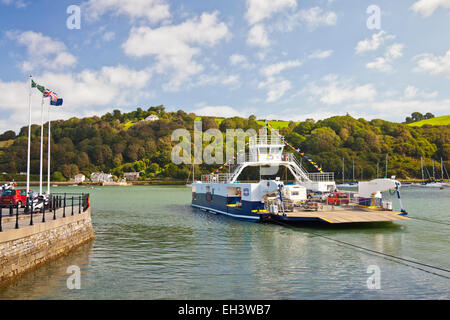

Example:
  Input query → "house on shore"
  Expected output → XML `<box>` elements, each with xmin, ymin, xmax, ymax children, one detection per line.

<box><xmin>71</xmin><ymin>173</ymin><xmax>86</xmax><ymax>183</ymax></box>
<box><xmin>124</xmin><ymin>172</ymin><xmax>140</xmax><ymax>180</ymax></box>
<box><xmin>90</xmin><ymin>172</ymin><xmax>114</xmax><ymax>183</ymax></box>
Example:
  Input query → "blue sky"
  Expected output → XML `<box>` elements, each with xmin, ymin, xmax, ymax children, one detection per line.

<box><xmin>1</xmin><ymin>0</ymin><xmax>450</xmax><ymax>132</ymax></box>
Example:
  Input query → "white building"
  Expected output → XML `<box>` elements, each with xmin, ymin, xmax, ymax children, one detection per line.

<box><xmin>90</xmin><ymin>172</ymin><xmax>114</xmax><ymax>183</ymax></box>
<box><xmin>71</xmin><ymin>173</ymin><xmax>86</xmax><ymax>183</ymax></box>
<box><xmin>144</xmin><ymin>114</ymin><xmax>159</xmax><ymax>121</ymax></box>
<box><xmin>124</xmin><ymin>172</ymin><xmax>140</xmax><ymax>180</ymax></box>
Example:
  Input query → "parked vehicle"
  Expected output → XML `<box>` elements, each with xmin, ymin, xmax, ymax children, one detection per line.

<box><xmin>327</xmin><ymin>192</ymin><xmax>350</xmax><ymax>205</ymax></box>
<box><xmin>0</xmin><ymin>188</ymin><xmax>29</xmax><ymax>208</ymax></box>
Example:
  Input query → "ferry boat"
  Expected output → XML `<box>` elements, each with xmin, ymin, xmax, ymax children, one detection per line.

<box><xmin>191</xmin><ymin>126</ymin><xmax>408</xmax><ymax>224</ymax></box>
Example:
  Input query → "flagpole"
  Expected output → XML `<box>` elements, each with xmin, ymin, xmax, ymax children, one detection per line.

<box><xmin>47</xmin><ymin>102</ymin><xmax>51</xmax><ymax>195</ymax></box>
<box><xmin>26</xmin><ymin>75</ymin><xmax>32</xmax><ymax>198</ymax></box>
<box><xmin>39</xmin><ymin>96</ymin><xmax>44</xmax><ymax>195</ymax></box>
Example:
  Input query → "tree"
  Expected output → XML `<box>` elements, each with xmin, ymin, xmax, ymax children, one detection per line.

<box><xmin>411</xmin><ymin>112</ymin><xmax>424</xmax><ymax>122</ymax></box>
<box><xmin>0</xmin><ymin>130</ymin><xmax>16</xmax><ymax>141</ymax></box>
<box><xmin>424</xmin><ymin>112</ymin><xmax>435</xmax><ymax>120</ymax></box>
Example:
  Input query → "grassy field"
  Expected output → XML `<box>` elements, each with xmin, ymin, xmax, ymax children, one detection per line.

<box><xmin>408</xmin><ymin>115</ymin><xmax>450</xmax><ymax>127</ymax></box>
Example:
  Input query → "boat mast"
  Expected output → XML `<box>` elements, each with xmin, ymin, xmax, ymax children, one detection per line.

<box><xmin>441</xmin><ymin>158</ymin><xmax>444</xmax><ymax>180</ymax></box>
<box><xmin>432</xmin><ymin>160</ymin><xmax>435</xmax><ymax>179</ymax></box>
<box><xmin>421</xmin><ymin>157</ymin><xmax>424</xmax><ymax>181</ymax></box>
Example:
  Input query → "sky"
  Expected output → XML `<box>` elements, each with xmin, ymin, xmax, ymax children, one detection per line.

<box><xmin>1</xmin><ymin>0</ymin><xmax>450</xmax><ymax>133</ymax></box>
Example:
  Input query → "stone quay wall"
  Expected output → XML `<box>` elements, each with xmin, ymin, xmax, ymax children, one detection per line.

<box><xmin>0</xmin><ymin>208</ymin><xmax>94</xmax><ymax>287</ymax></box>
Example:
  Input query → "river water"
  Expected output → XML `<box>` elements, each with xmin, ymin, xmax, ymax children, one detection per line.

<box><xmin>0</xmin><ymin>185</ymin><xmax>449</xmax><ymax>299</ymax></box>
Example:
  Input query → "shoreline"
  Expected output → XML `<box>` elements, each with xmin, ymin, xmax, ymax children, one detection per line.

<box><xmin>0</xmin><ymin>180</ymin><xmax>187</xmax><ymax>186</ymax></box>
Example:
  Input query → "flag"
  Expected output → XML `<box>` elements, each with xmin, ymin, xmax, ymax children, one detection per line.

<box><xmin>31</xmin><ymin>79</ymin><xmax>63</xmax><ymax>106</ymax></box>
<box><xmin>31</xmin><ymin>79</ymin><xmax>47</xmax><ymax>95</ymax></box>
<box><xmin>49</xmin><ymin>92</ymin><xmax>63</xmax><ymax>106</ymax></box>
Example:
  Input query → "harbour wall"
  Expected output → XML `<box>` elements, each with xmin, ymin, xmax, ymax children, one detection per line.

<box><xmin>0</xmin><ymin>208</ymin><xmax>94</xmax><ymax>287</ymax></box>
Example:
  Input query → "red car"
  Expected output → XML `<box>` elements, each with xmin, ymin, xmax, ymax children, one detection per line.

<box><xmin>327</xmin><ymin>192</ymin><xmax>349</xmax><ymax>205</ymax></box>
<box><xmin>1</xmin><ymin>188</ymin><xmax>29</xmax><ymax>207</ymax></box>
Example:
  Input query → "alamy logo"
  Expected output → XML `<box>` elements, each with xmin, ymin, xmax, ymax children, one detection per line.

<box><xmin>66</xmin><ymin>5</ymin><xmax>81</xmax><ymax>30</ymax></box>
<box><xmin>366</xmin><ymin>265</ymin><xmax>381</xmax><ymax>290</ymax></box>
<box><xmin>66</xmin><ymin>265</ymin><xmax>81</xmax><ymax>289</ymax></box>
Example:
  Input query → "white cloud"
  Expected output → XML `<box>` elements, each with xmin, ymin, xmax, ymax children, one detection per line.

<box><xmin>261</xmin><ymin>60</ymin><xmax>302</xmax><ymax>77</ymax></box>
<box><xmin>356</xmin><ymin>31</ymin><xmax>404</xmax><ymax>73</ymax></box>
<box><xmin>303</xmin><ymin>75</ymin><xmax>377</xmax><ymax>105</ymax></box>
<box><xmin>404</xmin><ymin>85</ymin><xmax>438</xmax><ymax>100</ymax></box>
<box><xmin>366</xmin><ymin>43</ymin><xmax>404</xmax><ymax>73</ymax></box>
<box><xmin>222</xmin><ymin>75</ymin><xmax>239</xmax><ymax>85</ymax></box>
<box><xmin>0</xmin><ymin>65</ymin><xmax>152</xmax><ymax>132</ymax></box>
<box><xmin>245</xmin><ymin>0</ymin><xmax>297</xmax><ymax>25</ymax></box>
<box><xmin>259</xmin><ymin>79</ymin><xmax>292</xmax><ymax>102</ymax></box>
<box><xmin>247</xmin><ymin>24</ymin><xmax>270</xmax><ymax>47</ymax></box>
<box><xmin>229</xmin><ymin>54</ymin><xmax>247</xmax><ymax>65</ymax></box>
<box><xmin>82</xmin><ymin>0</ymin><xmax>171</xmax><ymax>24</ymax></box>
<box><xmin>296</xmin><ymin>7</ymin><xmax>337</xmax><ymax>30</ymax></box>
<box><xmin>308</xmin><ymin>50</ymin><xmax>333</xmax><ymax>59</ymax></box>
<box><xmin>122</xmin><ymin>11</ymin><xmax>230</xmax><ymax>90</ymax></box>
<box><xmin>102</xmin><ymin>31</ymin><xmax>115</xmax><ymax>42</ymax></box>
<box><xmin>7</xmin><ymin>30</ymin><xmax>77</xmax><ymax>72</ymax></box>
<box><xmin>411</xmin><ymin>0</ymin><xmax>450</xmax><ymax>17</ymax></box>
<box><xmin>414</xmin><ymin>49</ymin><xmax>450</xmax><ymax>78</ymax></box>
<box><xmin>258</xmin><ymin>60</ymin><xmax>302</xmax><ymax>102</ymax></box>
<box><xmin>192</xmin><ymin>105</ymin><xmax>247</xmax><ymax>118</ymax></box>
<box><xmin>1</xmin><ymin>0</ymin><xmax>26</xmax><ymax>8</ymax></box>
<box><xmin>355</xmin><ymin>31</ymin><xmax>395</xmax><ymax>54</ymax></box>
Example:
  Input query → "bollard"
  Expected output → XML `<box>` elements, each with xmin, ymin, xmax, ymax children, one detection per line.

<box><xmin>71</xmin><ymin>196</ymin><xmax>74</xmax><ymax>216</ymax></box>
<box><xmin>41</xmin><ymin>202</ymin><xmax>45</xmax><ymax>222</ymax></box>
<box><xmin>63</xmin><ymin>195</ymin><xmax>66</xmax><ymax>218</ymax></box>
<box><xmin>15</xmin><ymin>204</ymin><xmax>19</xmax><ymax>229</ymax></box>
<box><xmin>79</xmin><ymin>196</ymin><xmax>81</xmax><ymax>214</ymax></box>
<box><xmin>0</xmin><ymin>206</ymin><xmax>2</xmax><ymax>232</ymax></box>
<box><xmin>42</xmin><ymin>199</ymin><xmax>46</xmax><ymax>223</ymax></box>
<box><xmin>30</xmin><ymin>200</ymin><xmax>33</xmax><ymax>226</ymax></box>
<box><xmin>9</xmin><ymin>199</ymin><xmax>13</xmax><ymax>216</ymax></box>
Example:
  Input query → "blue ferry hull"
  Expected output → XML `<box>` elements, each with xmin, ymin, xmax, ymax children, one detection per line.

<box><xmin>192</xmin><ymin>193</ymin><xmax>264</xmax><ymax>221</ymax></box>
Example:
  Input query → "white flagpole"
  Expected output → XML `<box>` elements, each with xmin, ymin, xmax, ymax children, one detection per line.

<box><xmin>26</xmin><ymin>75</ymin><xmax>32</xmax><ymax>197</ymax></box>
<box><xmin>47</xmin><ymin>102</ymin><xmax>51</xmax><ymax>195</ymax></box>
<box><xmin>39</xmin><ymin>96</ymin><xmax>44</xmax><ymax>195</ymax></box>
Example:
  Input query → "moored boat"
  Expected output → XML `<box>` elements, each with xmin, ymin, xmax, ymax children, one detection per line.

<box><xmin>191</xmin><ymin>126</ymin><xmax>408</xmax><ymax>224</ymax></box>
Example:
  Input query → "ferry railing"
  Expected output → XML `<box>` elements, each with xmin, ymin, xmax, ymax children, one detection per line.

<box><xmin>249</xmin><ymin>134</ymin><xmax>285</xmax><ymax>146</ymax></box>
<box><xmin>0</xmin><ymin>193</ymin><xmax>89</xmax><ymax>232</ymax></box>
<box><xmin>307</xmin><ymin>172</ymin><xmax>335</xmax><ymax>182</ymax></box>
<box><xmin>201</xmin><ymin>173</ymin><xmax>233</xmax><ymax>183</ymax></box>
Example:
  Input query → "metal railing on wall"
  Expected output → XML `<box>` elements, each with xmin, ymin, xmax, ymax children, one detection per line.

<box><xmin>0</xmin><ymin>193</ymin><xmax>89</xmax><ymax>232</ymax></box>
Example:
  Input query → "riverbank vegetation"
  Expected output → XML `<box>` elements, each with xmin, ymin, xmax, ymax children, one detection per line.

<box><xmin>0</xmin><ymin>106</ymin><xmax>448</xmax><ymax>182</ymax></box>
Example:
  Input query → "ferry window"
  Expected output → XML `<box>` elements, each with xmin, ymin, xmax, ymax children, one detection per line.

<box><xmin>2</xmin><ymin>190</ymin><xmax>15</xmax><ymax>196</ymax></box>
<box><xmin>292</xmin><ymin>191</ymin><xmax>299</xmax><ymax>196</ymax></box>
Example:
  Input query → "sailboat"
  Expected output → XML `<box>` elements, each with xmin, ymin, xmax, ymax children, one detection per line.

<box><xmin>336</xmin><ymin>158</ymin><xmax>357</xmax><ymax>188</ymax></box>
<box><xmin>414</xmin><ymin>157</ymin><xmax>444</xmax><ymax>188</ymax></box>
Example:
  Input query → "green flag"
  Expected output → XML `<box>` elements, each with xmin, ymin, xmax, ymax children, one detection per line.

<box><xmin>31</xmin><ymin>79</ymin><xmax>46</xmax><ymax>94</ymax></box>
